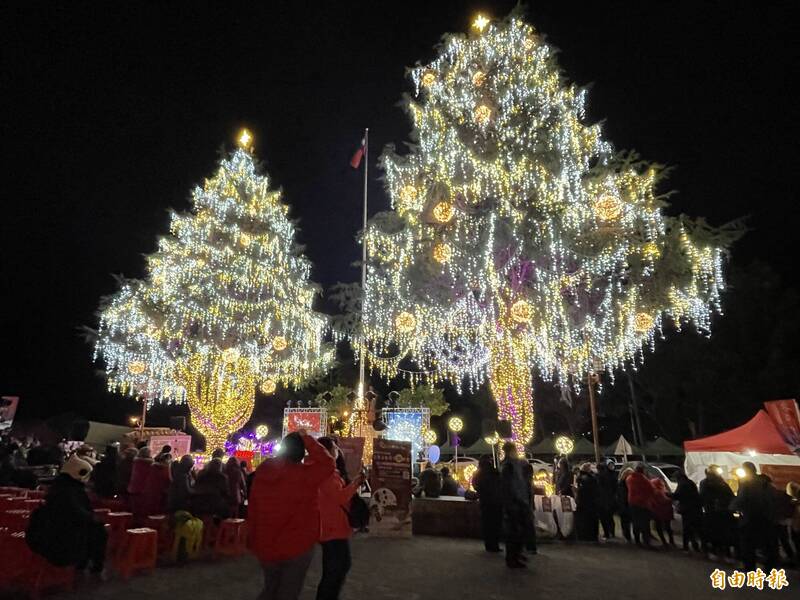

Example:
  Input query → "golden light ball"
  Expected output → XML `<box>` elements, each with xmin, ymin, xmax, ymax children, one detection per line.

<box><xmin>642</xmin><ymin>241</ymin><xmax>661</xmax><ymax>260</ymax></box>
<box><xmin>127</xmin><ymin>361</ymin><xmax>146</xmax><ymax>375</ymax></box>
<box><xmin>395</xmin><ymin>311</ymin><xmax>417</xmax><ymax>333</ymax></box>
<box><xmin>510</xmin><ymin>299</ymin><xmax>534</xmax><ymax>324</ymax></box>
<box><xmin>432</xmin><ymin>201</ymin><xmax>455</xmax><ymax>223</ymax></box>
<box><xmin>472</xmin><ymin>71</ymin><xmax>486</xmax><ymax>87</ymax></box>
<box><xmin>473</xmin><ymin>104</ymin><xmax>492</xmax><ymax>125</ymax></box>
<box><xmin>272</xmin><ymin>336</ymin><xmax>288</xmax><ymax>351</ymax></box>
<box><xmin>261</xmin><ymin>379</ymin><xmax>277</xmax><ymax>395</ymax></box>
<box><xmin>255</xmin><ymin>424</ymin><xmax>269</xmax><ymax>439</ymax></box>
<box><xmin>554</xmin><ymin>435</ymin><xmax>574</xmax><ymax>455</ymax></box>
<box><xmin>463</xmin><ymin>463</ymin><xmax>477</xmax><ymax>484</ymax></box>
<box><xmin>593</xmin><ymin>194</ymin><xmax>623</xmax><ymax>221</ymax></box>
<box><xmin>432</xmin><ymin>242</ymin><xmax>452</xmax><ymax>264</ymax></box>
<box><xmin>448</xmin><ymin>416</ymin><xmax>464</xmax><ymax>433</ymax></box>
<box><xmin>240</xmin><ymin>233</ymin><xmax>252</xmax><ymax>247</ymax></box>
<box><xmin>222</xmin><ymin>347</ymin><xmax>241</xmax><ymax>364</ymax></box>
<box><xmin>421</xmin><ymin>70</ymin><xmax>436</xmax><ymax>87</ymax></box>
<box><xmin>424</xmin><ymin>429</ymin><xmax>437</xmax><ymax>445</ymax></box>
<box><xmin>399</xmin><ymin>185</ymin><xmax>418</xmax><ymax>204</ymax></box>
<box><xmin>634</xmin><ymin>312</ymin><xmax>654</xmax><ymax>333</ymax></box>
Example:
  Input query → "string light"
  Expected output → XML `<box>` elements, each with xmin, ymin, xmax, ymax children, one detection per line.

<box><xmin>472</xmin><ymin>14</ymin><xmax>490</xmax><ymax>32</ymax></box>
<box><xmin>95</xmin><ymin>140</ymin><xmax>332</xmax><ymax>451</ymax></box>
<box><xmin>357</xmin><ymin>16</ymin><xmax>726</xmax><ymax>445</ymax></box>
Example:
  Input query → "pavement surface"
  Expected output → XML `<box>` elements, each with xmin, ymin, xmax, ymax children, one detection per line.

<box><xmin>31</xmin><ymin>536</ymin><xmax>799</xmax><ymax>599</ymax></box>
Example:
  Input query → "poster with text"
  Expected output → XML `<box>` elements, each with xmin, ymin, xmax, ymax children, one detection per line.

<box><xmin>283</xmin><ymin>409</ymin><xmax>326</xmax><ymax>438</ymax></box>
<box><xmin>337</xmin><ymin>437</ymin><xmax>365</xmax><ymax>482</ymax></box>
<box><xmin>368</xmin><ymin>438</ymin><xmax>412</xmax><ymax>537</ymax></box>
<box><xmin>0</xmin><ymin>396</ymin><xmax>20</xmax><ymax>432</ymax></box>
<box><xmin>148</xmin><ymin>434</ymin><xmax>192</xmax><ymax>458</ymax></box>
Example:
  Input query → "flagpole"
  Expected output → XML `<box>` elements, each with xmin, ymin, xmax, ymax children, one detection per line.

<box><xmin>358</xmin><ymin>128</ymin><xmax>369</xmax><ymax>411</ymax></box>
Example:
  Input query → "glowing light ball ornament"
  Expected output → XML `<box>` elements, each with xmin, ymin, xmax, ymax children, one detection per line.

<box><xmin>554</xmin><ymin>436</ymin><xmax>574</xmax><ymax>455</ymax></box>
<box><xmin>395</xmin><ymin>311</ymin><xmax>417</xmax><ymax>333</ymax></box>
<box><xmin>94</xmin><ymin>130</ymin><xmax>333</xmax><ymax>452</ymax></box>
<box><xmin>448</xmin><ymin>416</ymin><xmax>464</xmax><ymax>433</ymax></box>
<box><xmin>510</xmin><ymin>300</ymin><xmax>534</xmax><ymax>324</ymax></box>
<box><xmin>432</xmin><ymin>243</ymin><xmax>452</xmax><ymax>264</ymax></box>
<box><xmin>255</xmin><ymin>424</ymin><xmax>269</xmax><ymax>439</ymax></box>
<box><xmin>272</xmin><ymin>336</ymin><xmax>288</xmax><ymax>352</ymax></box>
<box><xmin>424</xmin><ymin>429</ymin><xmax>437</xmax><ymax>445</ymax></box>
<box><xmin>484</xmin><ymin>432</ymin><xmax>500</xmax><ymax>445</ymax></box>
<box><xmin>260</xmin><ymin>379</ymin><xmax>277</xmax><ymax>395</ymax></box>
<box><xmin>432</xmin><ymin>201</ymin><xmax>455</xmax><ymax>223</ymax></box>
<box><xmin>593</xmin><ymin>194</ymin><xmax>623</xmax><ymax>221</ymax></box>
<box><xmin>359</xmin><ymin>15</ymin><xmax>729</xmax><ymax>448</ymax></box>
<box><xmin>634</xmin><ymin>312</ymin><xmax>654</xmax><ymax>333</ymax></box>
<box><xmin>421</xmin><ymin>70</ymin><xmax>436</xmax><ymax>87</ymax></box>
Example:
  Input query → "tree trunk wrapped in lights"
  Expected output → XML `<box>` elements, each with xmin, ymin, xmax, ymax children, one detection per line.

<box><xmin>94</xmin><ymin>132</ymin><xmax>333</xmax><ymax>451</ymax></box>
<box><xmin>357</xmin><ymin>14</ymin><xmax>734</xmax><ymax>446</ymax></box>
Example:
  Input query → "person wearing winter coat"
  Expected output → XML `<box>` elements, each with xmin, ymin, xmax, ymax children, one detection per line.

<box><xmin>575</xmin><ymin>464</ymin><xmax>599</xmax><ymax>542</ymax></box>
<box><xmin>500</xmin><ymin>443</ymin><xmax>531</xmax><ymax>568</ymax></box>
<box><xmin>596</xmin><ymin>461</ymin><xmax>617</xmax><ymax>539</ymax></box>
<box><xmin>315</xmin><ymin>437</ymin><xmax>364</xmax><ymax>600</ymax></box>
<box><xmin>472</xmin><ymin>455</ymin><xmax>503</xmax><ymax>552</ymax></box>
<box><xmin>142</xmin><ymin>452</ymin><xmax>172</xmax><ymax>516</ymax></box>
<box><xmin>555</xmin><ymin>457</ymin><xmax>573</xmax><ymax>497</ymax></box>
<box><xmin>787</xmin><ymin>481</ymin><xmax>800</xmax><ymax>565</ymax></box>
<box><xmin>627</xmin><ymin>463</ymin><xmax>655</xmax><ymax>547</ymax></box>
<box><xmin>26</xmin><ymin>455</ymin><xmax>108</xmax><ymax>576</ymax></box>
<box><xmin>616</xmin><ymin>468</ymin><xmax>633</xmax><ymax>542</ymax></box>
<box><xmin>672</xmin><ymin>471</ymin><xmax>703</xmax><ymax>551</ymax></box>
<box><xmin>116</xmin><ymin>447</ymin><xmax>137</xmax><ymax>502</ymax></box>
<box><xmin>414</xmin><ymin>463</ymin><xmax>442</xmax><ymax>498</ymax></box>
<box><xmin>225</xmin><ymin>456</ymin><xmax>248</xmax><ymax>518</ymax></box>
<box><xmin>127</xmin><ymin>447</ymin><xmax>154</xmax><ymax>520</ymax></box>
<box><xmin>650</xmin><ymin>477</ymin><xmax>675</xmax><ymax>546</ymax></box>
<box><xmin>440</xmin><ymin>467</ymin><xmax>459</xmax><ymax>496</ymax></box>
<box><xmin>90</xmin><ymin>445</ymin><xmax>119</xmax><ymax>498</ymax></box>
<box><xmin>248</xmin><ymin>432</ymin><xmax>334</xmax><ymax>600</ymax></box>
<box><xmin>190</xmin><ymin>457</ymin><xmax>230</xmax><ymax>518</ymax></box>
<box><xmin>699</xmin><ymin>466</ymin><xmax>736</xmax><ymax>558</ymax></box>
<box><xmin>731</xmin><ymin>462</ymin><xmax>778</xmax><ymax>571</ymax></box>
<box><xmin>167</xmin><ymin>455</ymin><xmax>195</xmax><ymax>513</ymax></box>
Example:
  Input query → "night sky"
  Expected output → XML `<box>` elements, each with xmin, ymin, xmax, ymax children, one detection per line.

<box><xmin>2</xmin><ymin>2</ymin><xmax>798</xmax><ymax>429</ymax></box>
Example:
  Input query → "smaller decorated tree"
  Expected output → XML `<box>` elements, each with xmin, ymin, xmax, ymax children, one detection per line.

<box><xmin>95</xmin><ymin>131</ymin><xmax>333</xmax><ymax>450</ymax></box>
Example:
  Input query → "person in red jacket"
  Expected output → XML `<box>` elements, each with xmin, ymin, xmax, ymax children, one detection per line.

<box><xmin>127</xmin><ymin>447</ymin><xmax>153</xmax><ymax>521</ymax></box>
<box><xmin>627</xmin><ymin>463</ymin><xmax>655</xmax><ymax>547</ymax></box>
<box><xmin>315</xmin><ymin>437</ymin><xmax>364</xmax><ymax>600</ymax></box>
<box><xmin>650</xmin><ymin>477</ymin><xmax>675</xmax><ymax>546</ymax></box>
<box><xmin>141</xmin><ymin>452</ymin><xmax>172</xmax><ymax>516</ymax></box>
<box><xmin>248</xmin><ymin>431</ymin><xmax>335</xmax><ymax>600</ymax></box>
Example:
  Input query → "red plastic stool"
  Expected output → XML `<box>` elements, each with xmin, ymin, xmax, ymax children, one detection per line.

<box><xmin>145</xmin><ymin>514</ymin><xmax>173</xmax><ymax>556</ymax></box>
<box><xmin>93</xmin><ymin>507</ymin><xmax>112</xmax><ymax>523</ymax></box>
<box><xmin>24</xmin><ymin>499</ymin><xmax>45</xmax><ymax>509</ymax></box>
<box><xmin>25</xmin><ymin>554</ymin><xmax>75</xmax><ymax>599</ymax></box>
<box><xmin>200</xmin><ymin>515</ymin><xmax>219</xmax><ymax>552</ymax></box>
<box><xmin>26</xmin><ymin>490</ymin><xmax>47</xmax><ymax>500</ymax></box>
<box><xmin>213</xmin><ymin>518</ymin><xmax>247</xmax><ymax>557</ymax></box>
<box><xmin>107</xmin><ymin>511</ymin><xmax>133</xmax><ymax>557</ymax></box>
<box><xmin>115</xmin><ymin>528</ymin><xmax>158</xmax><ymax>580</ymax></box>
<box><xmin>0</xmin><ymin>509</ymin><xmax>31</xmax><ymax>531</ymax></box>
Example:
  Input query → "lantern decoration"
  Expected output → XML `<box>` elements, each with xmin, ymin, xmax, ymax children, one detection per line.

<box><xmin>260</xmin><ymin>378</ymin><xmax>277</xmax><ymax>395</ymax></box>
<box><xmin>474</xmin><ymin>104</ymin><xmax>492</xmax><ymax>125</ymax></box>
<box><xmin>128</xmin><ymin>361</ymin><xmax>146</xmax><ymax>375</ymax></box>
<box><xmin>432</xmin><ymin>243</ymin><xmax>452</xmax><ymax>264</ymax></box>
<box><xmin>448</xmin><ymin>416</ymin><xmax>464</xmax><ymax>433</ymax></box>
<box><xmin>424</xmin><ymin>428</ymin><xmax>438</xmax><ymax>445</ymax></box>
<box><xmin>421</xmin><ymin>70</ymin><xmax>436</xmax><ymax>87</ymax></box>
<box><xmin>634</xmin><ymin>312</ymin><xmax>654</xmax><ymax>333</ymax></box>
<box><xmin>432</xmin><ymin>201</ymin><xmax>455</xmax><ymax>223</ymax></box>
<box><xmin>593</xmin><ymin>194</ymin><xmax>623</xmax><ymax>221</ymax></box>
<box><xmin>472</xmin><ymin>71</ymin><xmax>486</xmax><ymax>87</ymax></box>
<box><xmin>272</xmin><ymin>336</ymin><xmax>288</xmax><ymax>352</ymax></box>
<box><xmin>554</xmin><ymin>435</ymin><xmax>574</xmax><ymax>455</ymax></box>
<box><xmin>510</xmin><ymin>299</ymin><xmax>534</xmax><ymax>324</ymax></box>
<box><xmin>255</xmin><ymin>424</ymin><xmax>269</xmax><ymax>439</ymax></box>
<box><xmin>395</xmin><ymin>311</ymin><xmax>417</xmax><ymax>333</ymax></box>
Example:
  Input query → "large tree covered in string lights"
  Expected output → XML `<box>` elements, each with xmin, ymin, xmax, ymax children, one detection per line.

<box><xmin>95</xmin><ymin>132</ymin><xmax>333</xmax><ymax>450</ymax></box>
<box><xmin>358</xmin><ymin>15</ymin><xmax>731</xmax><ymax>446</ymax></box>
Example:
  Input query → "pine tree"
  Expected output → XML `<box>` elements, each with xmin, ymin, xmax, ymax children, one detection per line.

<box><xmin>359</xmin><ymin>16</ymin><xmax>731</xmax><ymax>445</ymax></box>
<box><xmin>95</xmin><ymin>132</ymin><xmax>332</xmax><ymax>450</ymax></box>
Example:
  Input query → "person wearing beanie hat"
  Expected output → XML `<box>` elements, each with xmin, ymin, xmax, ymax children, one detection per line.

<box><xmin>25</xmin><ymin>454</ymin><xmax>108</xmax><ymax>576</ymax></box>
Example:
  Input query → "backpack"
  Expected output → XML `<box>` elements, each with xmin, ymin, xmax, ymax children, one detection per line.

<box><xmin>171</xmin><ymin>511</ymin><xmax>204</xmax><ymax>562</ymax></box>
<box><xmin>346</xmin><ymin>494</ymin><xmax>370</xmax><ymax>530</ymax></box>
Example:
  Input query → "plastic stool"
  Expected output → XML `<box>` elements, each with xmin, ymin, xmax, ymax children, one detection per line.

<box><xmin>145</xmin><ymin>514</ymin><xmax>173</xmax><ymax>556</ymax></box>
<box><xmin>213</xmin><ymin>518</ymin><xmax>247</xmax><ymax>557</ymax></box>
<box><xmin>115</xmin><ymin>527</ymin><xmax>157</xmax><ymax>580</ymax></box>
<box><xmin>0</xmin><ymin>509</ymin><xmax>31</xmax><ymax>531</ymax></box>
<box><xmin>26</xmin><ymin>554</ymin><xmax>75</xmax><ymax>599</ymax></box>
<box><xmin>93</xmin><ymin>507</ymin><xmax>112</xmax><ymax>523</ymax></box>
<box><xmin>107</xmin><ymin>511</ymin><xmax>133</xmax><ymax>556</ymax></box>
<box><xmin>200</xmin><ymin>515</ymin><xmax>218</xmax><ymax>552</ymax></box>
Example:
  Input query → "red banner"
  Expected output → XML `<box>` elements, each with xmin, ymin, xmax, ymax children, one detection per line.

<box><xmin>760</xmin><ymin>464</ymin><xmax>800</xmax><ymax>491</ymax></box>
<box><xmin>764</xmin><ymin>399</ymin><xmax>800</xmax><ymax>451</ymax></box>
<box><xmin>285</xmin><ymin>411</ymin><xmax>324</xmax><ymax>437</ymax></box>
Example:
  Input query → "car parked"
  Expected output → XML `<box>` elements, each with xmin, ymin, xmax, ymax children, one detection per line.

<box><xmin>618</xmin><ymin>461</ymin><xmax>681</xmax><ymax>493</ymax></box>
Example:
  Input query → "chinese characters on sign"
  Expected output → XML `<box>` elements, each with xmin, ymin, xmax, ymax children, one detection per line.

<box><xmin>710</xmin><ymin>568</ymin><xmax>789</xmax><ymax>591</ymax></box>
<box><xmin>368</xmin><ymin>438</ymin><xmax>412</xmax><ymax>537</ymax></box>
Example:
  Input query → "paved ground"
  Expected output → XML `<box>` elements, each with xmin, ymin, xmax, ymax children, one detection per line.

<box><xmin>33</xmin><ymin>536</ymin><xmax>798</xmax><ymax>599</ymax></box>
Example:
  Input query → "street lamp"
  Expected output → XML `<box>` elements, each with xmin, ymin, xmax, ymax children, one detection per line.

<box><xmin>448</xmin><ymin>416</ymin><xmax>464</xmax><ymax>474</ymax></box>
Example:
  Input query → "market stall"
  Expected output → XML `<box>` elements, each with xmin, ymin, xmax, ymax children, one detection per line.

<box><xmin>683</xmin><ymin>405</ymin><xmax>800</xmax><ymax>489</ymax></box>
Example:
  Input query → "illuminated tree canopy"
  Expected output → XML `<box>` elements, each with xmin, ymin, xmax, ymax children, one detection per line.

<box><xmin>95</xmin><ymin>138</ymin><xmax>333</xmax><ymax>449</ymax></box>
<box><xmin>358</xmin><ymin>16</ymin><xmax>732</xmax><ymax>444</ymax></box>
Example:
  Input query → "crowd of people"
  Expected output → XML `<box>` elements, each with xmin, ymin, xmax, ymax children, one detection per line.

<box><xmin>469</xmin><ymin>452</ymin><xmax>800</xmax><ymax>573</ymax></box>
<box><xmin>3</xmin><ymin>430</ymin><xmax>365</xmax><ymax>600</ymax></box>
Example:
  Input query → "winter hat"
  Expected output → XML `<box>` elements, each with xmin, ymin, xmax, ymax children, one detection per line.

<box><xmin>61</xmin><ymin>454</ymin><xmax>93</xmax><ymax>482</ymax></box>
